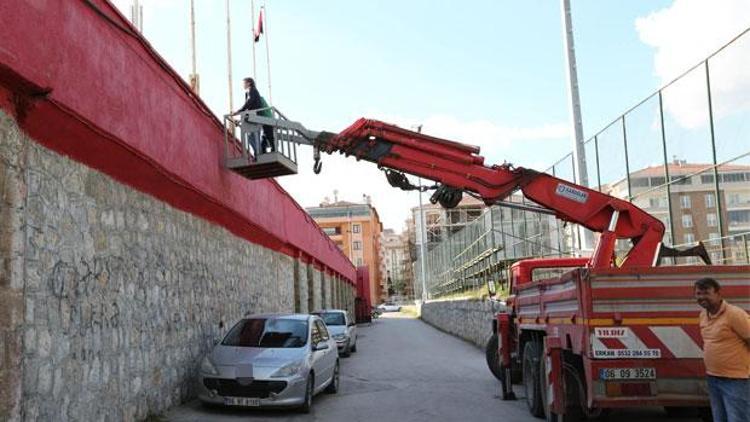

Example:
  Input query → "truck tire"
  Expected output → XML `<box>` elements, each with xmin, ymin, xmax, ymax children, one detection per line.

<box><xmin>523</xmin><ymin>341</ymin><xmax>545</xmax><ymax>418</ymax></box>
<box><xmin>664</xmin><ymin>407</ymin><xmax>699</xmax><ymax>418</ymax></box>
<box><xmin>486</xmin><ymin>334</ymin><xmax>503</xmax><ymax>381</ymax></box>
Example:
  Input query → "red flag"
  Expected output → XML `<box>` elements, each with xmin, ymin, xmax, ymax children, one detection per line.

<box><xmin>253</xmin><ymin>8</ymin><xmax>264</xmax><ymax>42</ymax></box>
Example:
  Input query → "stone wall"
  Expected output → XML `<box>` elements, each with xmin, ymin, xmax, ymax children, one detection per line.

<box><xmin>0</xmin><ymin>107</ymin><xmax>27</xmax><ymax>421</ymax></box>
<box><xmin>0</xmin><ymin>110</ymin><xmax>350</xmax><ymax>421</ymax></box>
<box><xmin>420</xmin><ymin>299</ymin><xmax>507</xmax><ymax>349</ymax></box>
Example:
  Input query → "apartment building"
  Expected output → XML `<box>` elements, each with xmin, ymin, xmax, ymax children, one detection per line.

<box><xmin>307</xmin><ymin>198</ymin><xmax>385</xmax><ymax>303</ymax></box>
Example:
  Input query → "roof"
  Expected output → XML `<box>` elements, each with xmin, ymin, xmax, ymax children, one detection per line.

<box><xmin>631</xmin><ymin>163</ymin><xmax>750</xmax><ymax>177</ymax></box>
<box><xmin>307</xmin><ymin>204</ymin><xmax>373</xmax><ymax>218</ymax></box>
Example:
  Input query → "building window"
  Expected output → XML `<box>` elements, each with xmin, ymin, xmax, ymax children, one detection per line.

<box><xmin>710</xmin><ymin>252</ymin><xmax>722</xmax><ymax>264</ymax></box>
<box><xmin>631</xmin><ymin>178</ymin><xmax>650</xmax><ymax>188</ymax></box>
<box><xmin>683</xmin><ymin>233</ymin><xmax>695</xmax><ymax>244</ymax></box>
<box><xmin>681</xmin><ymin>214</ymin><xmax>693</xmax><ymax>228</ymax></box>
<box><xmin>701</xmin><ymin>174</ymin><xmax>714</xmax><ymax>184</ymax></box>
<box><xmin>650</xmin><ymin>176</ymin><xmax>666</xmax><ymax>186</ymax></box>
<box><xmin>671</xmin><ymin>175</ymin><xmax>692</xmax><ymax>185</ymax></box>
<box><xmin>352</xmin><ymin>224</ymin><xmax>361</xmax><ymax>233</ymax></box>
<box><xmin>706</xmin><ymin>213</ymin><xmax>717</xmax><ymax>227</ymax></box>
<box><xmin>353</xmin><ymin>241</ymin><xmax>362</xmax><ymax>250</ymax></box>
<box><xmin>323</xmin><ymin>226</ymin><xmax>341</xmax><ymax>236</ymax></box>
<box><xmin>356</xmin><ymin>258</ymin><xmax>363</xmax><ymax>266</ymax></box>
<box><xmin>705</xmin><ymin>193</ymin><xmax>715</xmax><ymax>208</ymax></box>
<box><xmin>680</xmin><ymin>195</ymin><xmax>691</xmax><ymax>209</ymax></box>
<box><xmin>649</xmin><ymin>197</ymin><xmax>667</xmax><ymax>209</ymax></box>
<box><xmin>728</xmin><ymin>210</ymin><xmax>750</xmax><ymax>226</ymax></box>
<box><xmin>722</xmin><ymin>173</ymin><xmax>746</xmax><ymax>183</ymax></box>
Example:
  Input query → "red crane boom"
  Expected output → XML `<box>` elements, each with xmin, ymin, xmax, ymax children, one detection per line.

<box><xmin>316</xmin><ymin>118</ymin><xmax>665</xmax><ymax>269</ymax></box>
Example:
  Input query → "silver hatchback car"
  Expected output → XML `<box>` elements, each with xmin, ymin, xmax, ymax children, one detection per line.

<box><xmin>198</xmin><ymin>313</ymin><xmax>339</xmax><ymax>413</ymax></box>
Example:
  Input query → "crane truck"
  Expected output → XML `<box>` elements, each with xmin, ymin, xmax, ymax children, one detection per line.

<box><xmin>229</xmin><ymin>114</ymin><xmax>750</xmax><ymax>421</ymax></box>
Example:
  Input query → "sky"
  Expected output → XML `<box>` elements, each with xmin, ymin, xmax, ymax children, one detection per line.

<box><xmin>111</xmin><ymin>0</ymin><xmax>750</xmax><ymax>231</ymax></box>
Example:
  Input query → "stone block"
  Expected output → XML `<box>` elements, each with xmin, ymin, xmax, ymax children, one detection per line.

<box><xmin>37</xmin><ymin>329</ymin><xmax>51</xmax><ymax>358</ymax></box>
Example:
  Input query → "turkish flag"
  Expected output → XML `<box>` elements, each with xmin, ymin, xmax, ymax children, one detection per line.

<box><xmin>253</xmin><ymin>8</ymin><xmax>264</xmax><ymax>42</ymax></box>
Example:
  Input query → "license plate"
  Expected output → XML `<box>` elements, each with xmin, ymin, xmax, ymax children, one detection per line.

<box><xmin>599</xmin><ymin>367</ymin><xmax>656</xmax><ymax>380</ymax></box>
<box><xmin>224</xmin><ymin>397</ymin><xmax>261</xmax><ymax>407</ymax></box>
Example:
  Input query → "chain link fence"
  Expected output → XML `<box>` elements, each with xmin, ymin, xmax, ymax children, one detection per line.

<box><xmin>416</xmin><ymin>28</ymin><xmax>750</xmax><ymax>299</ymax></box>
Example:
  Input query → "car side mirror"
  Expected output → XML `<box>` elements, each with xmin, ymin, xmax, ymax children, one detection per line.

<box><xmin>313</xmin><ymin>342</ymin><xmax>329</xmax><ymax>351</ymax></box>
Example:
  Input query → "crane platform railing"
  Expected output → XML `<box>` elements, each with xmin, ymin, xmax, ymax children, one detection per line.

<box><xmin>223</xmin><ymin>107</ymin><xmax>321</xmax><ymax>179</ymax></box>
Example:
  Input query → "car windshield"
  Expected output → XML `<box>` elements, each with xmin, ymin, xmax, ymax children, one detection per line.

<box><xmin>222</xmin><ymin>318</ymin><xmax>308</xmax><ymax>348</ymax></box>
<box><xmin>315</xmin><ymin>312</ymin><xmax>345</xmax><ymax>326</ymax></box>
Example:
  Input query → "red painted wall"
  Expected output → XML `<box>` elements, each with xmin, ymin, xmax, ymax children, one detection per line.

<box><xmin>0</xmin><ymin>0</ymin><xmax>355</xmax><ymax>283</ymax></box>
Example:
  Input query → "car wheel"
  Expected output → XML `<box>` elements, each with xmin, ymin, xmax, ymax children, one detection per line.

<box><xmin>325</xmin><ymin>361</ymin><xmax>340</xmax><ymax>394</ymax></box>
<box><xmin>342</xmin><ymin>342</ymin><xmax>351</xmax><ymax>357</ymax></box>
<box><xmin>351</xmin><ymin>340</ymin><xmax>357</xmax><ymax>353</ymax></box>
<box><xmin>523</xmin><ymin>341</ymin><xmax>544</xmax><ymax>417</ymax></box>
<box><xmin>199</xmin><ymin>400</ymin><xmax>220</xmax><ymax>410</ymax></box>
<box><xmin>299</xmin><ymin>373</ymin><xmax>314</xmax><ymax>414</ymax></box>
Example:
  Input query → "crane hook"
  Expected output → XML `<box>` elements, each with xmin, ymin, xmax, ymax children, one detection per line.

<box><xmin>313</xmin><ymin>146</ymin><xmax>323</xmax><ymax>174</ymax></box>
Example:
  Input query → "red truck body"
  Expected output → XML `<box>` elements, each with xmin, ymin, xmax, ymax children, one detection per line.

<box><xmin>355</xmin><ymin>266</ymin><xmax>372</xmax><ymax>323</ymax></box>
<box><xmin>495</xmin><ymin>259</ymin><xmax>750</xmax><ymax>418</ymax></box>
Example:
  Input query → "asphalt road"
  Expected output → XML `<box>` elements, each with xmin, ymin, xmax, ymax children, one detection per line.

<box><xmin>165</xmin><ymin>312</ymin><xmax>700</xmax><ymax>422</ymax></box>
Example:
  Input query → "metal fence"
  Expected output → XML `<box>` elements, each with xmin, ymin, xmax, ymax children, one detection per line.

<box><xmin>416</xmin><ymin>27</ymin><xmax>750</xmax><ymax>299</ymax></box>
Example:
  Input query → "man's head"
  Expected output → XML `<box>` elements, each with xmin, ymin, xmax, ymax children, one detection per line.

<box><xmin>243</xmin><ymin>77</ymin><xmax>255</xmax><ymax>90</ymax></box>
<box><xmin>694</xmin><ymin>277</ymin><xmax>722</xmax><ymax>310</ymax></box>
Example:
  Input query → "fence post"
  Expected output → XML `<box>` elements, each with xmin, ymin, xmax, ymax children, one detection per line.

<box><xmin>622</xmin><ymin>116</ymin><xmax>632</xmax><ymax>201</ymax></box>
<box><xmin>593</xmin><ymin>135</ymin><xmax>602</xmax><ymax>192</ymax></box>
<box><xmin>658</xmin><ymin>91</ymin><xmax>676</xmax><ymax>251</ymax></box>
<box><xmin>705</xmin><ymin>60</ymin><xmax>727</xmax><ymax>263</ymax></box>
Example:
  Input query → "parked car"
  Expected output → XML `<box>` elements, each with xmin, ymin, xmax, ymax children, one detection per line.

<box><xmin>313</xmin><ymin>309</ymin><xmax>358</xmax><ymax>356</ymax></box>
<box><xmin>198</xmin><ymin>313</ymin><xmax>339</xmax><ymax>413</ymax></box>
<box><xmin>377</xmin><ymin>302</ymin><xmax>401</xmax><ymax>312</ymax></box>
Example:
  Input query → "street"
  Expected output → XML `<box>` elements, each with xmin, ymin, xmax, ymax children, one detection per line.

<box><xmin>165</xmin><ymin>313</ymin><xmax>701</xmax><ymax>422</ymax></box>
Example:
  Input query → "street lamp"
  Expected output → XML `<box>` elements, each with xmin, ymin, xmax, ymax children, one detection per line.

<box><xmin>411</xmin><ymin>124</ymin><xmax>429</xmax><ymax>302</ymax></box>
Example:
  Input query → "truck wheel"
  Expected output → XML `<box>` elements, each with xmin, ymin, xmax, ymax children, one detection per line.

<box><xmin>665</xmin><ymin>407</ymin><xmax>698</xmax><ymax>418</ymax></box>
<box><xmin>698</xmin><ymin>407</ymin><xmax>713</xmax><ymax>422</ymax></box>
<box><xmin>523</xmin><ymin>341</ymin><xmax>545</xmax><ymax>417</ymax></box>
<box><xmin>485</xmin><ymin>334</ymin><xmax>503</xmax><ymax>381</ymax></box>
<box><xmin>539</xmin><ymin>353</ymin><xmax>579</xmax><ymax>422</ymax></box>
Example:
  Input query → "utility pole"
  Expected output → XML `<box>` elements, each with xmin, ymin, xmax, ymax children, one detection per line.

<box><xmin>130</xmin><ymin>0</ymin><xmax>143</xmax><ymax>32</ymax></box>
<box><xmin>414</xmin><ymin>124</ymin><xmax>429</xmax><ymax>302</ymax></box>
<box><xmin>189</xmin><ymin>0</ymin><xmax>200</xmax><ymax>94</ymax></box>
<box><xmin>560</xmin><ymin>0</ymin><xmax>591</xmax><ymax>253</ymax></box>
<box><xmin>225</xmin><ymin>0</ymin><xmax>234</xmax><ymax>113</ymax></box>
<box><xmin>251</xmin><ymin>0</ymin><xmax>257</xmax><ymax>79</ymax></box>
<box><xmin>262</xmin><ymin>5</ymin><xmax>273</xmax><ymax>105</ymax></box>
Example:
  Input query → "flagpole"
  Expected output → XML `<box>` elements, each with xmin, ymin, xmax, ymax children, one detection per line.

<box><xmin>262</xmin><ymin>4</ymin><xmax>272</xmax><ymax>105</ymax></box>
<box><xmin>251</xmin><ymin>0</ymin><xmax>257</xmax><ymax>79</ymax></box>
<box><xmin>225</xmin><ymin>0</ymin><xmax>233</xmax><ymax>112</ymax></box>
<box><xmin>189</xmin><ymin>0</ymin><xmax>199</xmax><ymax>94</ymax></box>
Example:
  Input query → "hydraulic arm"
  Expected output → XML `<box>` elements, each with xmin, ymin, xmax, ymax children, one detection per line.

<box><xmin>314</xmin><ymin>118</ymin><xmax>665</xmax><ymax>269</ymax></box>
